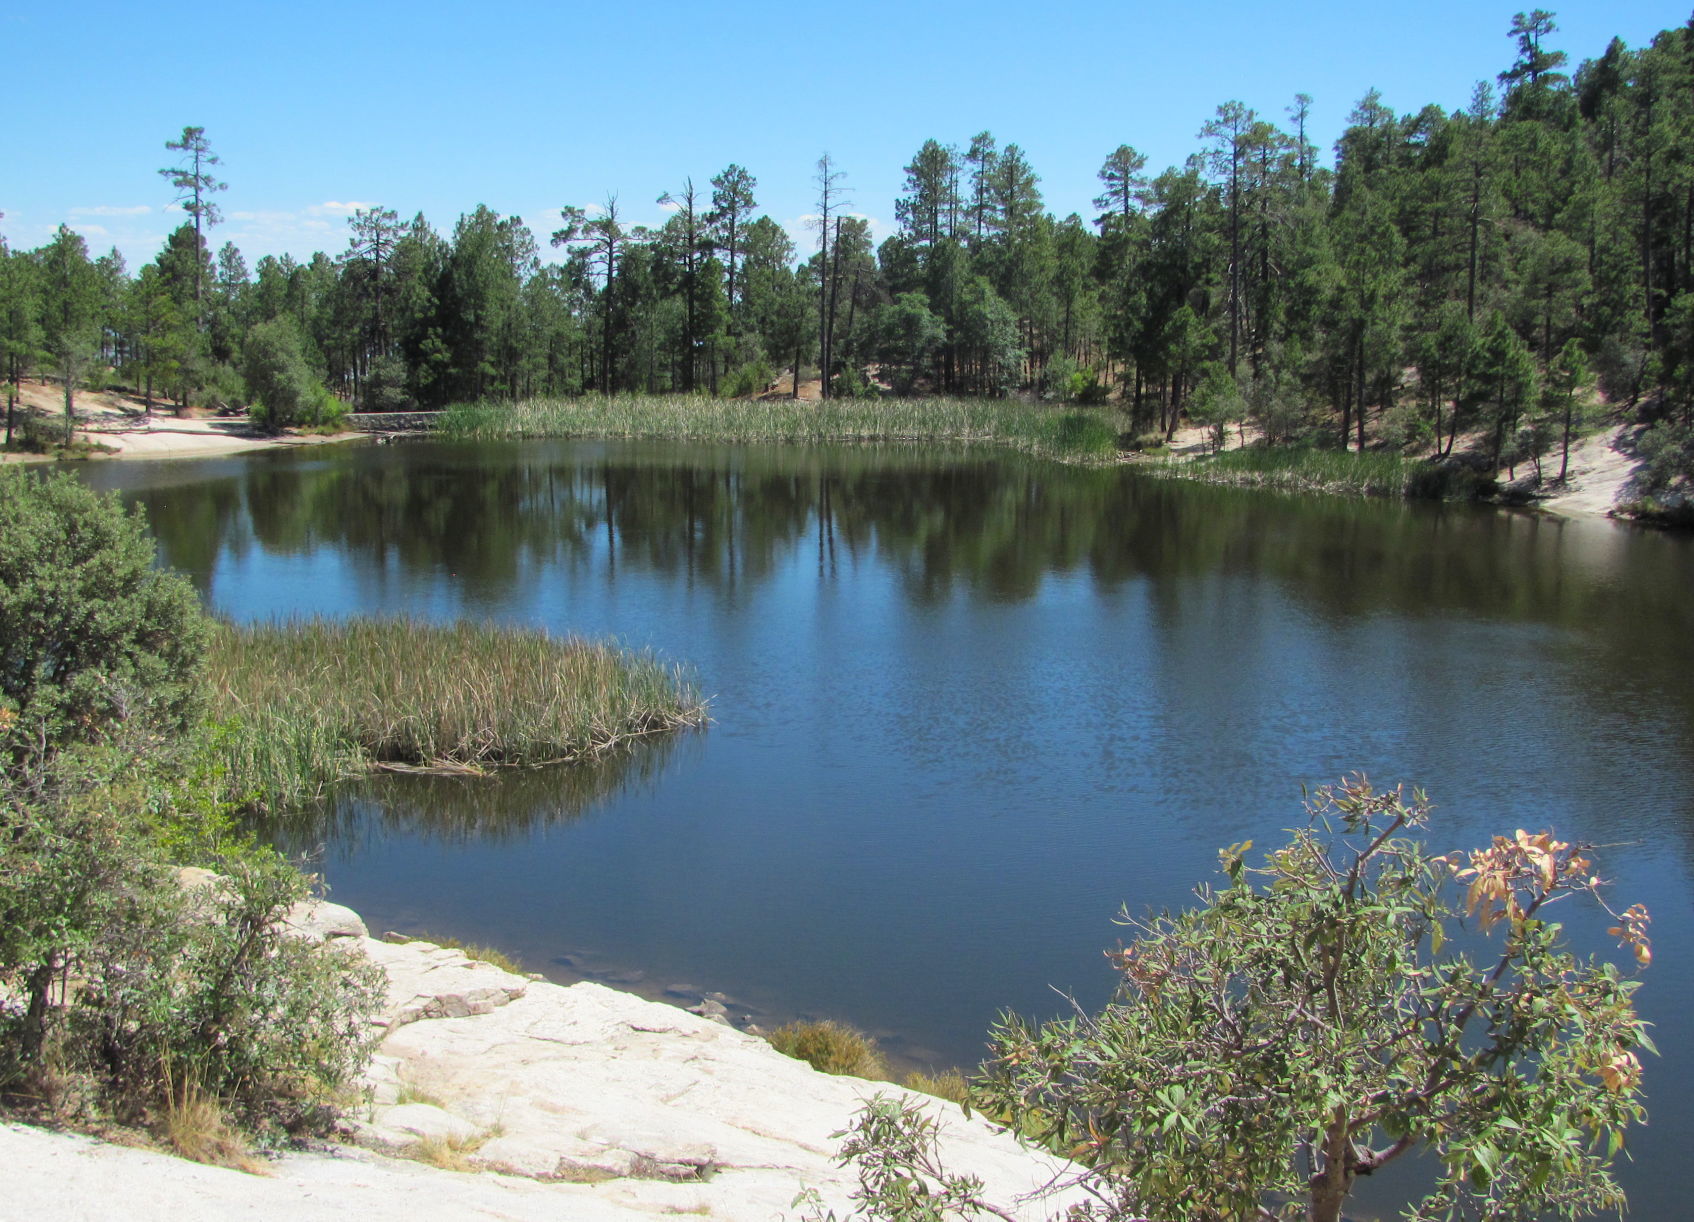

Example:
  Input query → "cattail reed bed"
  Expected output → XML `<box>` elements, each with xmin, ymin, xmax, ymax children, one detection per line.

<box><xmin>208</xmin><ymin>616</ymin><xmax>707</xmax><ymax>811</ymax></box>
<box><xmin>436</xmin><ymin>395</ymin><xmax>1122</xmax><ymax>460</ymax></box>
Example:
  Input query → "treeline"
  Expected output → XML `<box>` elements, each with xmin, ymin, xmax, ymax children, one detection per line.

<box><xmin>3</xmin><ymin>12</ymin><xmax>1694</xmax><ymax>474</ymax></box>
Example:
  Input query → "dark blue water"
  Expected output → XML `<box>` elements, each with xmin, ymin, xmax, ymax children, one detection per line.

<box><xmin>85</xmin><ymin>439</ymin><xmax>1694</xmax><ymax>1217</ymax></box>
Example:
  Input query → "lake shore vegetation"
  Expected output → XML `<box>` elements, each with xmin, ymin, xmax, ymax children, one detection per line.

<box><xmin>208</xmin><ymin>616</ymin><xmax>708</xmax><ymax>813</ymax></box>
<box><xmin>0</xmin><ymin>470</ymin><xmax>383</xmax><ymax>1155</ymax></box>
<box><xmin>1149</xmin><ymin>445</ymin><xmax>1500</xmax><ymax>501</ymax></box>
<box><xmin>438</xmin><ymin>394</ymin><xmax>1120</xmax><ymax>460</ymax></box>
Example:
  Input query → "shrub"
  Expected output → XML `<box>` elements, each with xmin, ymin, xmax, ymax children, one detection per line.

<box><xmin>720</xmin><ymin>358</ymin><xmax>774</xmax><ymax>399</ymax></box>
<box><xmin>971</xmin><ymin>778</ymin><xmax>1652</xmax><ymax>1222</ymax></box>
<box><xmin>0</xmin><ymin>472</ymin><xmax>383</xmax><ymax>1146</ymax></box>
<box><xmin>243</xmin><ymin>318</ymin><xmax>334</xmax><ymax>432</ymax></box>
<box><xmin>1636</xmin><ymin>420</ymin><xmax>1694</xmax><ymax>495</ymax></box>
<box><xmin>767</xmin><ymin>1019</ymin><xmax>887</xmax><ymax>1079</ymax></box>
<box><xmin>1</xmin><ymin>734</ymin><xmax>385</xmax><ymax>1139</ymax></box>
<box><xmin>0</xmin><ymin>468</ymin><xmax>207</xmax><ymax>768</ymax></box>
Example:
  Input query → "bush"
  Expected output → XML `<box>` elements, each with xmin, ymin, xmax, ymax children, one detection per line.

<box><xmin>768</xmin><ymin>1019</ymin><xmax>887</xmax><ymax>1079</ymax></box>
<box><xmin>1</xmin><ymin>737</ymin><xmax>384</xmax><ymax>1138</ymax></box>
<box><xmin>0</xmin><ymin>468</ymin><xmax>207</xmax><ymax>767</ymax></box>
<box><xmin>1636</xmin><ymin>420</ymin><xmax>1694</xmax><ymax>495</ymax></box>
<box><xmin>0</xmin><ymin>472</ymin><xmax>383</xmax><ymax>1146</ymax></box>
<box><xmin>243</xmin><ymin>318</ymin><xmax>333</xmax><ymax>432</ymax></box>
<box><xmin>720</xmin><ymin>358</ymin><xmax>774</xmax><ymax>399</ymax></box>
<box><xmin>971</xmin><ymin>778</ymin><xmax>1652</xmax><ymax>1222</ymax></box>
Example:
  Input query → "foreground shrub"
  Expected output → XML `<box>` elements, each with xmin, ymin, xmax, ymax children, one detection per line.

<box><xmin>1</xmin><ymin>740</ymin><xmax>384</xmax><ymax>1138</ymax></box>
<box><xmin>0</xmin><ymin>468</ymin><xmax>207</xmax><ymax>767</ymax></box>
<box><xmin>768</xmin><ymin>1019</ymin><xmax>887</xmax><ymax>1080</ymax></box>
<box><xmin>967</xmin><ymin>778</ymin><xmax>1652</xmax><ymax>1222</ymax></box>
<box><xmin>0</xmin><ymin>473</ymin><xmax>382</xmax><ymax>1148</ymax></box>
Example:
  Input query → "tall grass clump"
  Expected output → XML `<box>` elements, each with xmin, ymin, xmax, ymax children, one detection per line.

<box><xmin>767</xmin><ymin>1019</ymin><xmax>888</xmax><ymax>1080</ymax></box>
<box><xmin>1162</xmin><ymin>446</ymin><xmax>1493</xmax><ymax>501</ymax></box>
<box><xmin>208</xmin><ymin>616</ymin><xmax>707</xmax><ymax>811</ymax></box>
<box><xmin>436</xmin><ymin>394</ymin><xmax>1122</xmax><ymax>461</ymax></box>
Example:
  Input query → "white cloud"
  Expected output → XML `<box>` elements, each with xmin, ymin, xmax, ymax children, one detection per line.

<box><xmin>70</xmin><ymin>205</ymin><xmax>151</xmax><ymax>217</ymax></box>
<box><xmin>71</xmin><ymin>223</ymin><xmax>110</xmax><ymax>237</ymax></box>
<box><xmin>308</xmin><ymin>200</ymin><xmax>379</xmax><ymax>218</ymax></box>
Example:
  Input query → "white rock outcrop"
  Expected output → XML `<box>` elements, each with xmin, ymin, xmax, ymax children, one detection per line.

<box><xmin>2</xmin><ymin>907</ymin><xmax>1081</xmax><ymax>1221</ymax></box>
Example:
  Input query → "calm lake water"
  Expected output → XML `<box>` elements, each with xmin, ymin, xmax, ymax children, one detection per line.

<box><xmin>85</xmin><ymin>439</ymin><xmax>1694</xmax><ymax>1217</ymax></box>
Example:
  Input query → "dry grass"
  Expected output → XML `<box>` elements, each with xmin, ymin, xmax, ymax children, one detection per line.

<box><xmin>766</xmin><ymin>1020</ymin><xmax>887</xmax><ymax>1080</ymax></box>
<box><xmin>903</xmin><ymin>1068</ymin><xmax>970</xmax><ymax>1105</ymax></box>
<box><xmin>405</xmin><ymin>1130</ymin><xmax>494</xmax><ymax>1173</ymax></box>
<box><xmin>161</xmin><ymin>1072</ymin><xmax>267</xmax><ymax>1175</ymax></box>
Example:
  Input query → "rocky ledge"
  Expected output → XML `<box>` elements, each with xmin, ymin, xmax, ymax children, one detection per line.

<box><xmin>2</xmin><ymin>896</ymin><xmax>1078</xmax><ymax>1221</ymax></box>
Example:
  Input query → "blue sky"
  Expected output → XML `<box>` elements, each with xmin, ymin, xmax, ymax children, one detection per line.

<box><xmin>3</xmin><ymin>0</ymin><xmax>1687</xmax><ymax>271</ymax></box>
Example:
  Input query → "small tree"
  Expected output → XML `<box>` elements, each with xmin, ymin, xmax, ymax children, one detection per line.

<box><xmin>0</xmin><ymin>468</ymin><xmax>207</xmax><ymax>767</ymax></box>
<box><xmin>969</xmin><ymin>778</ymin><xmax>1651</xmax><ymax>1222</ymax></box>
<box><xmin>243</xmin><ymin>317</ymin><xmax>327</xmax><ymax>431</ymax></box>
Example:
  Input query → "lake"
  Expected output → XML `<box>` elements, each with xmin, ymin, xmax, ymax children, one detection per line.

<box><xmin>85</xmin><ymin>438</ymin><xmax>1694</xmax><ymax>1217</ymax></box>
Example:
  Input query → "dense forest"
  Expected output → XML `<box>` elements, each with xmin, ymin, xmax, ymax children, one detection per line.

<box><xmin>4</xmin><ymin>11</ymin><xmax>1694</xmax><ymax>482</ymax></box>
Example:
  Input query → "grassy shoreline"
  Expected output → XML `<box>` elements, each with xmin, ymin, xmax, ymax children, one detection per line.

<box><xmin>436</xmin><ymin>394</ymin><xmax>1122</xmax><ymax>460</ymax></box>
<box><xmin>208</xmin><ymin>615</ymin><xmax>707</xmax><ymax>811</ymax></box>
<box><xmin>1141</xmin><ymin>445</ymin><xmax>1497</xmax><ymax>501</ymax></box>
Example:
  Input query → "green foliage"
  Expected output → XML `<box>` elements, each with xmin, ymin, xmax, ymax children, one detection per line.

<box><xmin>972</xmin><ymin>778</ymin><xmax>1652</xmax><ymax>1222</ymax></box>
<box><xmin>243</xmin><ymin>317</ymin><xmax>330</xmax><ymax>431</ymax></box>
<box><xmin>1175</xmin><ymin>446</ymin><xmax>1495</xmax><ymax>500</ymax></box>
<box><xmin>1187</xmin><ymin>363</ymin><xmax>1245</xmax><ymax>453</ymax></box>
<box><xmin>768</xmin><ymin>1019</ymin><xmax>888</xmax><ymax>1080</ymax></box>
<box><xmin>875</xmin><ymin>293</ymin><xmax>946</xmax><ymax>394</ymax></box>
<box><xmin>0</xmin><ymin>469</ymin><xmax>207</xmax><ymax>766</ymax></box>
<box><xmin>1631</xmin><ymin>421</ymin><xmax>1694</xmax><ymax>522</ymax></box>
<box><xmin>0</xmin><ymin>732</ymin><xmax>384</xmax><ymax>1137</ymax></box>
<box><xmin>0</xmin><ymin>472</ymin><xmax>382</xmax><ymax>1143</ymax></box>
<box><xmin>796</xmin><ymin>1095</ymin><xmax>1006</xmax><ymax>1222</ymax></box>
<box><xmin>721</xmin><ymin>357</ymin><xmax>775</xmax><ymax>398</ymax></box>
<box><xmin>77</xmin><ymin>844</ymin><xmax>384</xmax><ymax>1135</ymax></box>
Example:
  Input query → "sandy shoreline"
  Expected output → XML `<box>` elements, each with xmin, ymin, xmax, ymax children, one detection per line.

<box><xmin>2</xmin><ymin>382</ymin><xmax>366</xmax><ymax>464</ymax></box>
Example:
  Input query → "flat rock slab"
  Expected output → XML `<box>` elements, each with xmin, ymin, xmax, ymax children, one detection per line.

<box><xmin>348</xmin><ymin>950</ymin><xmax>1078</xmax><ymax>1219</ymax></box>
<box><xmin>2</xmin><ymin>927</ymin><xmax>1080</xmax><ymax>1221</ymax></box>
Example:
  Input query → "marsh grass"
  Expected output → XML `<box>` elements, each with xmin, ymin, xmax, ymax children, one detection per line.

<box><xmin>1161</xmin><ymin>446</ymin><xmax>1493</xmax><ymax>500</ymax></box>
<box><xmin>436</xmin><ymin>395</ymin><xmax>1123</xmax><ymax>460</ymax></box>
<box><xmin>208</xmin><ymin>616</ymin><xmax>707</xmax><ymax>812</ymax></box>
